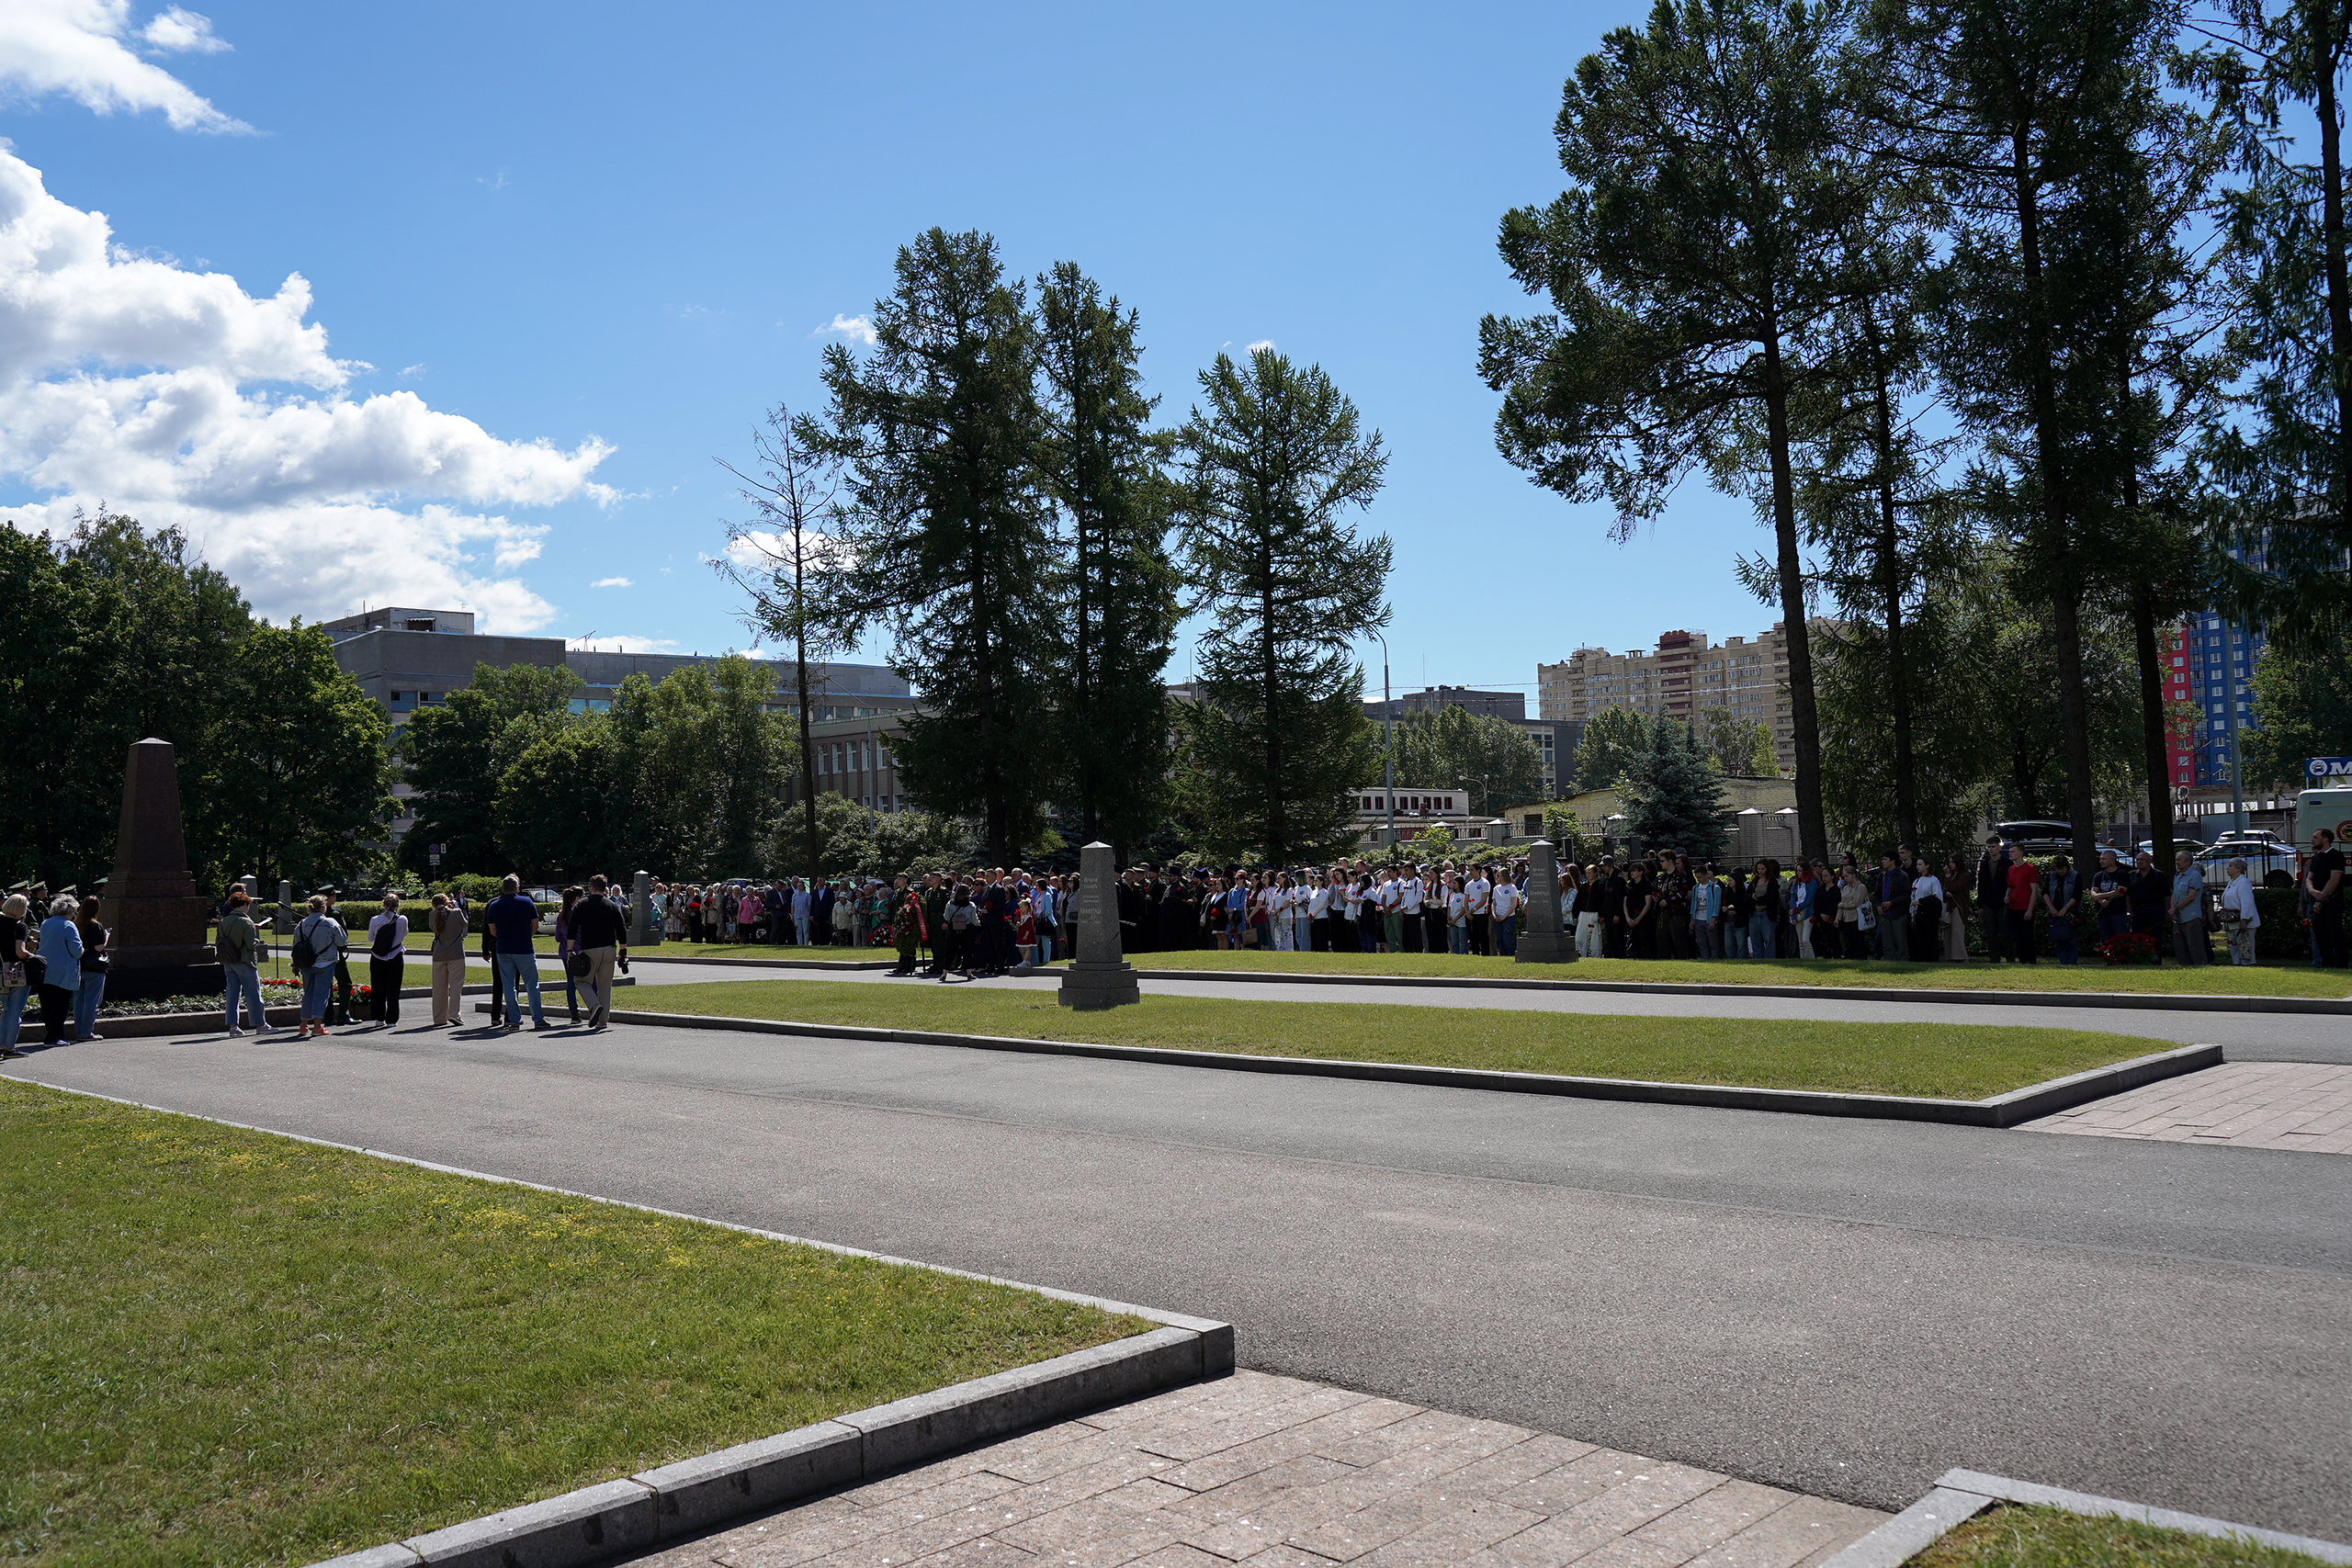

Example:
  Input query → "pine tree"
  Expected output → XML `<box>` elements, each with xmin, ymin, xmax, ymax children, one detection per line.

<box><xmin>810</xmin><ymin>229</ymin><xmax>1057</xmax><ymax>864</ymax></box>
<box><xmin>1176</xmin><ymin>348</ymin><xmax>1391</xmax><ymax>865</ymax></box>
<box><xmin>1620</xmin><ymin>722</ymin><xmax>1727</xmax><ymax>862</ymax></box>
<box><xmin>1479</xmin><ymin>0</ymin><xmax>1894</xmax><ymax>863</ymax></box>
<box><xmin>1033</xmin><ymin>263</ymin><xmax>1182</xmax><ymax>852</ymax></box>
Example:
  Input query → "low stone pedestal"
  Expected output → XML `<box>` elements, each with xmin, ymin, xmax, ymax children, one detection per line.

<box><xmin>102</xmin><ymin>739</ymin><xmax>220</xmax><ymax>1000</ymax></box>
<box><xmin>1512</xmin><ymin>838</ymin><xmax>1577</xmax><ymax>964</ymax></box>
<box><xmin>1058</xmin><ymin>841</ymin><xmax>1139</xmax><ymax>1010</ymax></box>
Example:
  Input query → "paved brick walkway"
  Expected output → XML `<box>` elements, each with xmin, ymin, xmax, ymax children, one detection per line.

<box><xmin>2023</xmin><ymin>1062</ymin><xmax>2352</xmax><ymax>1153</ymax></box>
<box><xmin>630</xmin><ymin>1371</ymin><xmax>1884</xmax><ymax>1568</ymax></box>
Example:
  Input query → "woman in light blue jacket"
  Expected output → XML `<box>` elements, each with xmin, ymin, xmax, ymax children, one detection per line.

<box><xmin>36</xmin><ymin>895</ymin><xmax>84</xmax><ymax>1045</ymax></box>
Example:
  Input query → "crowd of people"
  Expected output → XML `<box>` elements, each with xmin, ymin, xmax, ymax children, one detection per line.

<box><xmin>0</xmin><ymin>826</ymin><xmax>2338</xmax><ymax>1054</ymax></box>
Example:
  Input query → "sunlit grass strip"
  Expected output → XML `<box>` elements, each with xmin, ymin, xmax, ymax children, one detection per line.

<box><xmin>619</xmin><ymin>977</ymin><xmax>2177</xmax><ymax>1100</ymax></box>
<box><xmin>0</xmin><ymin>1081</ymin><xmax>1141</xmax><ymax>1567</ymax></box>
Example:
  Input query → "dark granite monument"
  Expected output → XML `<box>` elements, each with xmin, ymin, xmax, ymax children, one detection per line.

<box><xmin>1512</xmin><ymin>838</ymin><xmax>1576</xmax><ymax>964</ymax></box>
<box><xmin>103</xmin><ymin>738</ymin><xmax>220</xmax><ymax>1000</ymax></box>
<box><xmin>1057</xmin><ymin>841</ymin><xmax>1139</xmax><ymax>1010</ymax></box>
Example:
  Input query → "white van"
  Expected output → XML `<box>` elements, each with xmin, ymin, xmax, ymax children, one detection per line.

<box><xmin>2296</xmin><ymin>786</ymin><xmax>2352</xmax><ymax>863</ymax></box>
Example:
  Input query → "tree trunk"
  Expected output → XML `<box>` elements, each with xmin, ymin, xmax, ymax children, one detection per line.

<box><xmin>1261</xmin><ymin>550</ymin><xmax>1282</xmax><ymax>866</ymax></box>
<box><xmin>1760</xmin><ymin>320</ymin><xmax>1826</xmax><ymax>863</ymax></box>
<box><xmin>2130</xmin><ymin>581</ymin><xmax>2176</xmax><ymax>873</ymax></box>
<box><xmin>2013</xmin><ymin>115</ymin><xmax>2099</xmax><ymax>866</ymax></box>
<box><xmin>2317</xmin><ymin>4</ymin><xmax>2352</xmax><ymax>515</ymax></box>
<box><xmin>1866</xmin><ymin>319</ymin><xmax>1919</xmax><ymax>853</ymax></box>
<box><xmin>794</xmin><ymin>526</ymin><xmax>821</xmax><ymax>882</ymax></box>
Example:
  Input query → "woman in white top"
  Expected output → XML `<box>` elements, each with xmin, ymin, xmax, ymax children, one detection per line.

<box><xmin>1445</xmin><ymin>874</ymin><xmax>1470</xmax><ymax>954</ymax></box>
<box><xmin>2220</xmin><ymin>859</ymin><xmax>2262</xmax><ymax>965</ymax></box>
<box><xmin>1268</xmin><ymin>874</ymin><xmax>1296</xmax><ymax>951</ymax></box>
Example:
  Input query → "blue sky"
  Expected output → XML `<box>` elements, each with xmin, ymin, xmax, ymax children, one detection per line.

<box><xmin>0</xmin><ymin>0</ymin><xmax>1784</xmax><ymax>700</ymax></box>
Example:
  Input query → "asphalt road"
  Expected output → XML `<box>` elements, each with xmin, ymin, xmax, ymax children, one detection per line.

<box><xmin>624</xmin><ymin>957</ymin><xmax>2352</xmax><ymax>1065</ymax></box>
<box><xmin>9</xmin><ymin>1021</ymin><xmax>2347</xmax><ymax>1544</ymax></box>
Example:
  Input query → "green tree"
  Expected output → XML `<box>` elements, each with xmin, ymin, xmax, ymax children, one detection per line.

<box><xmin>1619</xmin><ymin>722</ymin><xmax>1728</xmax><ymax>860</ymax></box>
<box><xmin>718</xmin><ymin>401</ymin><xmax>863</xmax><ymax>886</ymax></box>
<box><xmin>1392</xmin><ymin>705</ymin><xmax>1545</xmax><ymax>816</ymax></box>
<box><xmin>203</xmin><ymin>622</ymin><xmax>396</xmax><ymax>892</ymax></box>
<box><xmin>1889</xmin><ymin>0</ymin><xmax>2192</xmax><ymax>864</ymax></box>
<box><xmin>2245</xmin><ymin>639</ymin><xmax>2352</xmax><ymax>787</ymax></box>
<box><xmin>605</xmin><ymin>657</ymin><xmax>784</xmax><ymax>877</ymax></box>
<box><xmin>813</xmin><ymin>228</ymin><xmax>1057</xmax><ymax>863</ymax></box>
<box><xmin>1480</xmin><ymin>0</ymin><xmax>1894</xmax><ymax>863</ymax></box>
<box><xmin>2192</xmin><ymin>0</ymin><xmax>2352</xmax><ymax>649</ymax></box>
<box><xmin>495</xmin><ymin>719</ymin><xmax>622</xmax><ymax>878</ymax></box>
<box><xmin>1034</xmin><ymin>262</ymin><xmax>1182</xmax><ymax>852</ymax></box>
<box><xmin>1693</xmin><ymin>706</ymin><xmax>1780</xmax><ymax>776</ymax></box>
<box><xmin>1543</xmin><ymin>805</ymin><xmax>1596</xmax><ymax>865</ymax></box>
<box><xmin>396</xmin><ymin>662</ymin><xmax>578</xmax><ymax>877</ymax></box>
<box><xmin>1573</xmin><ymin>706</ymin><xmax>1655</xmax><ymax>790</ymax></box>
<box><xmin>1175</xmin><ymin>347</ymin><xmax>1391</xmax><ymax>865</ymax></box>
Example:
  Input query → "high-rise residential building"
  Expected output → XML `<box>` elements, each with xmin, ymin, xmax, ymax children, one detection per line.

<box><xmin>2165</xmin><ymin>613</ymin><xmax>2267</xmax><ymax>792</ymax></box>
<box><xmin>1537</xmin><ymin>625</ymin><xmax>1800</xmax><ymax>773</ymax></box>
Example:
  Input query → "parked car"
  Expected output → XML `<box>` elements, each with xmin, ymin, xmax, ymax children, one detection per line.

<box><xmin>2194</xmin><ymin>840</ymin><xmax>2298</xmax><ymax>890</ymax></box>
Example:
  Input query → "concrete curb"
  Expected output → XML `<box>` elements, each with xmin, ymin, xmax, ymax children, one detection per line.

<box><xmin>1119</xmin><ymin>964</ymin><xmax>2352</xmax><ymax>1016</ymax></box>
<box><xmin>88</xmin><ymin>978</ymin><xmax>639</xmax><ymax>1040</ymax></box>
<box><xmin>313</xmin><ymin>1326</ymin><xmax>1225</xmax><ymax>1568</ymax></box>
<box><xmin>543</xmin><ymin>1002</ymin><xmax>2222</xmax><ymax>1127</ymax></box>
<box><xmin>1818</xmin><ymin>1467</ymin><xmax>2352</xmax><ymax>1568</ymax></box>
<box><xmin>0</xmin><ymin>1080</ymin><xmax>1234</xmax><ymax>1568</ymax></box>
<box><xmin>429</xmin><ymin>950</ymin><xmax>899</xmax><ymax>972</ymax></box>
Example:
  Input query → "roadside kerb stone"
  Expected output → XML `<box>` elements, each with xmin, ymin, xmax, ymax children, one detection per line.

<box><xmin>567</xmin><ymin>1004</ymin><xmax>2223</xmax><ymax>1127</ymax></box>
<box><xmin>1818</xmin><ymin>1468</ymin><xmax>2352</xmax><ymax>1568</ymax></box>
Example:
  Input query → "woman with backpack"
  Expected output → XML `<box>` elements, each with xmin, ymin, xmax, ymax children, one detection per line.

<box><xmin>364</xmin><ymin>894</ymin><xmax>409</xmax><ymax>1024</ymax></box>
<box><xmin>293</xmin><ymin>896</ymin><xmax>345</xmax><ymax>1036</ymax></box>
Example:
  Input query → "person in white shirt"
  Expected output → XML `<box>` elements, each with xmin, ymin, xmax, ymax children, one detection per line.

<box><xmin>1397</xmin><ymin>870</ymin><xmax>1425</xmax><ymax>953</ymax></box>
<box><xmin>1270</xmin><ymin>874</ymin><xmax>1297</xmax><ymax>951</ymax></box>
<box><xmin>1290</xmin><ymin>873</ymin><xmax>1314</xmax><ymax>952</ymax></box>
<box><xmin>1464</xmin><ymin>872</ymin><xmax>1493</xmax><ymax>956</ymax></box>
<box><xmin>1374</xmin><ymin>873</ymin><xmax>1399</xmax><ymax>953</ymax></box>
<box><xmin>1445</xmin><ymin>874</ymin><xmax>1470</xmax><ymax>954</ymax></box>
<box><xmin>2220</xmin><ymin>859</ymin><xmax>2262</xmax><ymax>965</ymax></box>
<box><xmin>1306</xmin><ymin>875</ymin><xmax>1334</xmax><ymax>953</ymax></box>
<box><xmin>1491</xmin><ymin>874</ymin><xmax>1522</xmax><ymax>957</ymax></box>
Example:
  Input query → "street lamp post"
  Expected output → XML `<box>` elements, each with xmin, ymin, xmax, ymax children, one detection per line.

<box><xmin>1369</xmin><ymin>631</ymin><xmax>1396</xmax><ymax>849</ymax></box>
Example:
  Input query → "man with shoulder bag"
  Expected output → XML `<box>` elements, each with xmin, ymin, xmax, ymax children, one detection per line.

<box><xmin>568</xmin><ymin>874</ymin><xmax>630</xmax><ymax>1031</ymax></box>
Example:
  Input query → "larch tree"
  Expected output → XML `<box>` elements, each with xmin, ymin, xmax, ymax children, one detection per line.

<box><xmin>1175</xmin><ymin>347</ymin><xmax>1391</xmax><ymax>866</ymax></box>
<box><xmin>1032</xmin><ymin>263</ymin><xmax>1182</xmax><ymax>853</ymax></box>
<box><xmin>1479</xmin><ymin>0</ymin><xmax>1894</xmax><ymax>864</ymax></box>
<box><xmin>809</xmin><ymin>229</ymin><xmax>1057</xmax><ymax>864</ymax></box>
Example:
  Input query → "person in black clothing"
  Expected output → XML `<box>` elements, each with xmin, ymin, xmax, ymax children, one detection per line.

<box><xmin>1159</xmin><ymin>874</ymin><xmax>1198</xmax><ymax>951</ymax></box>
<box><xmin>567</xmin><ymin>877</ymin><xmax>631</xmax><ymax>1029</ymax></box>
<box><xmin>2308</xmin><ymin>828</ymin><xmax>2346</xmax><ymax>967</ymax></box>
<box><xmin>977</xmin><ymin>874</ymin><xmax>1013</xmax><ymax>975</ymax></box>
<box><xmin>1972</xmin><ymin>837</ymin><xmax>2010</xmax><ymax>962</ymax></box>
<box><xmin>1598</xmin><ymin>863</ymin><xmax>1628</xmax><ymax>958</ymax></box>
<box><xmin>1115</xmin><ymin>872</ymin><xmax>1145</xmax><ymax>955</ymax></box>
<box><xmin>1724</xmin><ymin>868</ymin><xmax>1755</xmax><ymax>958</ymax></box>
<box><xmin>2126</xmin><ymin>852</ymin><xmax>2170</xmax><ymax>940</ymax></box>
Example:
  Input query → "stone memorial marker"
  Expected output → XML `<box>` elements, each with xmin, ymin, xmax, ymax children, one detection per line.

<box><xmin>103</xmin><ymin>738</ymin><xmax>221</xmax><ymax>999</ymax></box>
<box><xmin>630</xmin><ymin>870</ymin><xmax>655</xmax><ymax>947</ymax></box>
<box><xmin>1512</xmin><ymin>838</ymin><xmax>1576</xmax><ymax>964</ymax></box>
<box><xmin>1057</xmin><ymin>841</ymin><xmax>1139</xmax><ymax>1010</ymax></box>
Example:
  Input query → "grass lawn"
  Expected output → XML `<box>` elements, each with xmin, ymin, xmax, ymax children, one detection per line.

<box><xmin>1916</xmin><ymin>1506</ymin><xmax>2335</xmax><ymax>1568</ymax></box>
<box><xmin>0</xmin><ymin>1081</ymin><xmax>1141</xmax><ymax>1567</ymax></box>
<box><xmin>1110</xmin><ymin>947</ymin><xmax>2352</xmax><ymax>999</ymax></box>
<box><xmin>618</xmin><ymin>977</ymin><xmax>2176</xmax><ymax>1100</ymax></box>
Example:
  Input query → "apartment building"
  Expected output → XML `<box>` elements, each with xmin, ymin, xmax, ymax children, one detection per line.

<box><xmin>1537</xmin><ymin>625</ymin><xmax>1800</xmax><ymax>773</ymax></box>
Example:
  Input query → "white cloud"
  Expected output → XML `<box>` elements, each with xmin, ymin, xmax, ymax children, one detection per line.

<box><xmin>0</xmin><ymin>0</ymin><xmax>249</xmax><ymax>133</ymax></box>
<box><xmin>720</xmin><ymin>527</ymin><xmax>855</xmax><ymax>574</ymax></box>
<box><xmin>140</xmin><ymin>6</ymin><xmax>228</xmax><ymax>53</ymax></box>
<box><xmin>0</xmin><ymin>148</ymin><xmax>614</xmax><ymax>632</ymax></box>
<box><xmin>399</xmin><ymin>363</ymin><xmax>425</xmax><ymax>377</ymax></box>
<box><xmin>590</xmin><ymin>575</ymin><xmax>631</xmax><ymax>588</ymax></box>
<box><xmin>817</xmin><ymin>312</ymin><xmax>877</xmax><ymax>346</ymax></box>
<box><xmin>1246</xmin><ymin>339</ymin><xmax>1276</xmax><ymax>354</ymax></box>
<box><xmin>565</xmin><ymin>634</ymin><xmax>678</xmax><ymax>654</ymax></box>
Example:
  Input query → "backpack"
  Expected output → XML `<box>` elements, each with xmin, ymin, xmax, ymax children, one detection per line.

<box><xmin>291</xmin><ymin>916</ymin><xmax>323</xmax><ymax>969</ymax></box>
<box><xmin>371</xmin><ymin>918</ymin><xmax>401</xmax><ymax>958</ymax></box>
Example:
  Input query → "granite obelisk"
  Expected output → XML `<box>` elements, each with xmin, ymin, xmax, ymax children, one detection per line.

<box><xmin>105</xmin><ymin>738</ymin><xmax>220</xmax><ymax>999</ymax></box>
<box><xmin>1512</xmin><ymin>839</ymin><xmax>1575</xmax><ymax>964</ymax></box>
<box><xmin>1057</xmin><ymin>841</ymin><xmax>1139</xmax><ymax>1009</ymax></box>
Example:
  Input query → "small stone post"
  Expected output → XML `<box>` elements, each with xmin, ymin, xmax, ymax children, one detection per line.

<box><xmin>629</xmin><ymin>870</ymin><xmax>654</xmax><ymax>946</ymax></box>
<box><xmin>1513</xmin><ymin>839</ymin><xmax>1576</xmax><ymax>964</ymax></box>
<box><xmin>1057</xmin><ymin>841</ymin><xmax>1139</xmax><ymax>1010</ymax></box>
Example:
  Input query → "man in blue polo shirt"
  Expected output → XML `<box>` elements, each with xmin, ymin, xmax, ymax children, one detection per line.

<box><xmin>485</xmin><ymin>874</ymin><xmax>548</xmax><ymax>1029</ymax></box>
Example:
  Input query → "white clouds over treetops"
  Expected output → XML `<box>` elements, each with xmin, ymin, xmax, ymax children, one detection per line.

<box><xmin>0</xmin><ymin>1</ymin><xmax>247</xmax><ymax>133</ymax></box>
<box><xmin>0</xmin><ymin>149</ymin><xmax>616</xmax><ymax>632</ymax></box>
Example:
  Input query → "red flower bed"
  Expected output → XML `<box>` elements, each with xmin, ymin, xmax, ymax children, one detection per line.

<box><xmin>2096</xmin><ymin>931</ymin><xmax>2162</xmax><ymax>966</ymax></box>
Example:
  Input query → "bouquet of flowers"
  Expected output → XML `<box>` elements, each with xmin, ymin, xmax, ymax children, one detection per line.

<box><xmin>2096</xmin><ymin>931</ymin><xmax>2162</xmax><ymax>966</ymax></box>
